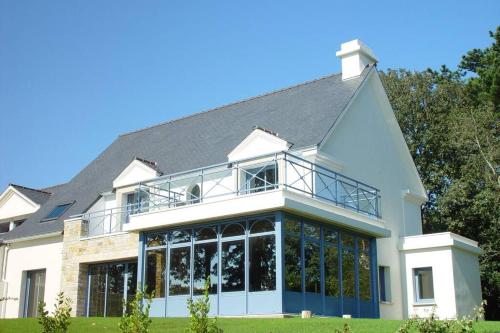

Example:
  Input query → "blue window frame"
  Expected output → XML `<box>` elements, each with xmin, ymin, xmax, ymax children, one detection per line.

<box><xmin>413</xmin><ymin>267</ymin><xmax>434</xmax><ymax>303</ymax></box>
<box><xmin>42</xmin><ymin>202</ymin><xmax>73</xmax><ymax>221</ymax></box>
<box><xmin>378</xmin><ymin>266</ymin><xmax>391</xmax><ymax>302</ymax></box>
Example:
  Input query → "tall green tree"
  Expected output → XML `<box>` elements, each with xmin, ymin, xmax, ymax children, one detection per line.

<box><xmin>380</xmin><ymin>27</ymin><xmax>500</xmax><ymax>319</ymax></box>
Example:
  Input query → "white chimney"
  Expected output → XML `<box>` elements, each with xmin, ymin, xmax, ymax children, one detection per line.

<box><xmin>336</xmin><ymin>39</ymin><xmax>378</xmax><ymax>80</ymax></box>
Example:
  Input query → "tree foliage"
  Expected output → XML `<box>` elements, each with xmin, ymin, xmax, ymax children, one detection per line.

<box><xmin>38</xmin><ymin>292</ymin><xmax>72</xmax><ymax>333</ymax></box>
<box><xmin>380</xmin><ymin>27</ymin><xmax>499</xmax><ymax>319</ymax></box>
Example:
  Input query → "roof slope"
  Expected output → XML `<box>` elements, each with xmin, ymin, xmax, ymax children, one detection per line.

<box><xmin>10</xmin><ymin>184</ymin><xmax>52</xmax><ymax>205</ymax></box>
<box><xmin>3</xmin><ymin>68</ymin><xmax>370</xmax><ymax>241</ymax></box>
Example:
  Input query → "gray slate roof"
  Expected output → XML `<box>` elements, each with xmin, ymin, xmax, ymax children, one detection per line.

<box><xmin>2</xmin><ymin>67</ymin><xmax>372</xmax><ymax>241</ymax></box>
<box><xmin>11</xmin><ymin>184</ymin><xmax>52</xmax><ymax>205</ymax></box>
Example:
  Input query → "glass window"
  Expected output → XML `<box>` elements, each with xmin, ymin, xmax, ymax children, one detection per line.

<box><xmin>303</xmin><ymin>223</ymin><xmax>320</xmax><ymax>240</ymax></box>
<box><xmin>341</xmin><ymin>233</ymin><xmax>355</xmax><ymax>249</ymax></box>
<box><xmin>342</xmin><ymin>249</ymin><xmax>355</xmax><ymax>297</ymax></box>
<box><xmin>324</xmin><ymin>243</ymin><xmax>339</xmax><ymax>297</ymax></box>
<box><xmin>221</xmin><ymin>240</ymin><xmax>245</xmax><ymax>292</ymax></box>
<box><xmin>170</xmin><ymin>229</ymin><xmax>191</xmax><ymax>244</ymax></box>
<box><xmin>106</xmin><ymin>264</ymin><xmax>126</xmax><ymax>317</ymax></box>
<box><xmin>285</xmin><ymin>217</ymin><xmax>302</xmax><ymax>292</ymax></box>
<box><xmin>250</xmin><ymin>218</ymin><xmax>275</xmax><ymax>234</ymax></box>
<box><xmin>187</xmin><ymin>184</ymin><xmax>201</xmax><ymax>204</ymax></box>
<box><xmin>304</xmin><ymin>241</ymin><xmax>321</xmax><ymax>293</ymax></box>
<box><xmin>87</xmin><ymin>265</ymin><xmax>106</xmax><ymax>317</ymax></box>
<box><xmin>249</xmin><ymin>235</ymin><xmax>276</xmax><ymax>291</ymax></box>
<box><xmin>285</xmin><ymin>216</ymin><xmax>300</xmax><ymax>235</ymax></box>
<box><xmin>414</xmin><ymin>267</ymin><xmax>434</xmax><ymax>302</ymax></box>
<box><xmin>195</xmin><ymin>226</ymin><xmax>217</xmax><ymax>241</ymax></box>
<box><xmin>222</xmin><ymin>223</ymin><xmax>245</xmax><ymax>238</ymax></box>
<box><xmin>324</xmin><ymin>229</ymin><xmax>338</xmax><ymax>244</ymax></box>
<box><xmin>379</xmin><ymin>266</ymin><xmax>391</xmax><ymax>302</ymax></box>
<box><xmin>169</xmin><ymin>247</ymin><xmax>191</xmax><ymax>295</ymax></box>
<box><xmin>145</xmin><ymin>249</ymin><xmax>166</xmax><ymax>298</ymax></box>
<box><xmin>193</xmin><ymin>242</ymin><xmax>218</xmax><ymax>295</ymax></box>
<box><xmin>43</xmin><ymin>202</ymin><xmax>73</xmax><ymax>221</ymax></box>
<box><xmin>244</xmin><ymin>165</ymin><xmax>277</xmax><ymax>193</ymax></box>
<box><xmin>126</xmin><ymin>192</ymin><xmax>149</xmax><ymax>214</ymax></box>
<box><xmin>359</xmin><ymin>248</ymin><xmax>371</xmax><ymax>301</ymax></box>
<box><xmin>146</xmin><ymin>234</ymin><xmax>166</xmax><ymax>248</ymax></box>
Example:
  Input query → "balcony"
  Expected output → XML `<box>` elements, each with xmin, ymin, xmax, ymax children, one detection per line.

<box><xmin>79</xmin><ymin>152</ymin><xmax>381</xmax><ymax>238</ymax></box>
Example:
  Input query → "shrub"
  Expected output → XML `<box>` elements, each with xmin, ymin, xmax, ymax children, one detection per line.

<box><xmin>186</xmin><ymin>279</ymin><xmax>222</xmax><ymax>333</ymax></box>
<box><xmin>397</xmin><ymin>300</ymin><xmax>487</xmax><ymax>333</ymax></box>
<box><xmin>37</xmin><ymin>292</ymin><xmax>72</xmax><ymax>333</ymax></box>
<box><xmin>119</xmin><ymin>289</ymin><xmax>153</xmax><ymax>333</ymax></box>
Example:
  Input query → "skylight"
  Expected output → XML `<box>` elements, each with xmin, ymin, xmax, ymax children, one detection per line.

<box><xmin>42</xmin><ymin>202</ymin><xmax>73</xmax><ymax>221</ymax></box>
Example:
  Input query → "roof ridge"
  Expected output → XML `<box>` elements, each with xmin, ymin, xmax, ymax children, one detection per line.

<box><xmin>10</xmin><ymin>183</ymin><xmax>53</xmax><ymax>195</ymax></box>
<box><xmin>119</xmin><ymin>72</ymin><xmax>342</xmax><ymax>138</ymax></box>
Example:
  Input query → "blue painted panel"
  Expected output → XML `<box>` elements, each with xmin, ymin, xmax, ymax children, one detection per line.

<box><xmin>166</xmin><ymin>296</ymin><xmax>190</xmax><ymax>317</ymax></box>
<box><xmin>150</xmin><ymin>298</ymin><xmax>165</xmax><ymax>317</ymax></box>
<box><xmin>304</xmin><ymin>292</ymin><xmax>323</xmax><ymax>315</ymax></box>
<box><xmin>324</xmin><ymin>296</ymin><xmax>341</xmax><ymax>316</ymax></box>
<box><xmin>219</xmin><ymin>292</ymin><xmax>246</xmax><ymax>315</ymax></box>
<box><xmin>360</xmin><ymin>300</ymin><xmax>373</xmax><ymax>318</ymax></box>
<box><xmin>343</xmin><ymin>297</ymin><xmax>356</xmax><ymax>317</ymax></box>
<box><xmin>284</xmin><ymin>291</ymin><xmax>302</xmax><ymax>313</ymax></box>
<box><xmin>247</xmin><ymin>291</ymin><xmax>281</xmax><ymax>314</ymax></box>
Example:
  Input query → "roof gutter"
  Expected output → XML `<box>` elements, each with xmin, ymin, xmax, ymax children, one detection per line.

<box><xmin>2</xmin><ymin>231</ymin><xmax>62</xmax><ymax>244</ymax></box>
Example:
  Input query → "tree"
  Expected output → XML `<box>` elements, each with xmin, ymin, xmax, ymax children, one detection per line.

<box><xmin>380</xmin><ymin>27</ymin><xmax>500</xmax><ymax>319</ymax></box>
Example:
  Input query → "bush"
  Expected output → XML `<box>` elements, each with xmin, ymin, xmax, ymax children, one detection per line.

<box><xmin>397</xmin><ymin>301</ymin><xmax>487</xmax><ymax>333</ymax></box>
<box><xmin>37</xmin><ymin>292</ymin><xmax>72</xmax><ymax>333</ymax></box>
<box><xmin>186</xmin><ymin>279</ymin><xmax>222</xmax><ymax>333</ymax></box>
<box><xmin>119</xmin><ymin>289</ymin><xmax>153</xmax><ymax>333</ymax></box>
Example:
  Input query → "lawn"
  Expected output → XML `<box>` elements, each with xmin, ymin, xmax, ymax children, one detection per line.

<box><xmin>0</xmin><ymin>317</ymin><xmax>499</xmax><ymax>333</ymax></box>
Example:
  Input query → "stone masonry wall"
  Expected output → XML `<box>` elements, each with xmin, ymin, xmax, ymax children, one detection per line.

<box><xmin>61</xmin><ymin>218</ymin><xmax>139</xmax><ymax>316</ymax></box>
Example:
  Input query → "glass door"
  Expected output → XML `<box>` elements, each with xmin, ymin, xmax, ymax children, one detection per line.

<box><xmin>24</xmin><ymin>269</ymin><xmax>46</xmax><ymax>317</ymax></box>
<box><xmin>86</xmin><ymin>261</ymin><xmax>137</xmax><ymax>317</ymax></box>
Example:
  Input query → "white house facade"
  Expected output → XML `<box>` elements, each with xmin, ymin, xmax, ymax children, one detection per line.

<box><xmin>0</xmin><ymin>40</ymin><xmax>482</xmax><ymax>320</ymax></box>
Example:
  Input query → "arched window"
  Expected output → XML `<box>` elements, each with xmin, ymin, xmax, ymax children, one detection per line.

<box><xmin>222</xmin><ymin>223</ymin><xmax>245</xmax><ymax>238</ymax></box>
<box><xmin>186</xmin><ymin>184</ymin><xmax>201</xmax><ymax>204</ymax></box>
<box><xmin>187</xmin><ymin>184</ymin><xmax>201</xmax><ymax>204</ymax></box>
<box><xmin>250</xmin><ymin>218</ymin><xmax>275</xmax><ymax>234</ymax></box>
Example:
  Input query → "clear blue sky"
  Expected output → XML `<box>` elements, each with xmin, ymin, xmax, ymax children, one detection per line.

<box><xmin>1</xmin><ymin>0</ymin><xmax>499</xmax><ymax>190</ymax></box>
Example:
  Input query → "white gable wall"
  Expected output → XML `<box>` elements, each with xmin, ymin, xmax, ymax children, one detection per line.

<box><xmin>319</xmin><ymin>70</ymin><xmax>426</xmax><ymax>319</ymax></box>
<box><xmin>113</xmin><ymin>160</ymin><xmax>159</xmax><ymax>189</ymax></box>
<box><xmin>0</xmin><ymin>189</ymin><xmax>39</xmax><ymax>221</ymax></box>
<box><xmin>228</xmin><ymin>128</ymin><xmax>290</xmax><ymax>161</ymax></box>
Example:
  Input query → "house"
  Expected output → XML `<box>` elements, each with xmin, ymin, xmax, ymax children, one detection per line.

<box><xmin>0</xmin><ymin>40</ymin><xmax>482</xmax><ymax>320</ymax></box>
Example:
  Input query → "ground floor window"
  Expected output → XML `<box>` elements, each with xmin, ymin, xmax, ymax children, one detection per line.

<box><xmin>413</xmin><ymin>267</ymin><xmax>434</xmax><ymax>303</ymax></box>
<box><xmin>143</xmin><ymin>216</ymin><xmax>276</xmax><ymax>298</ymax></box>
<box><xmin>87</xmin><ymin>261</ymin><xmax>137</xmax><ymax>317</ymax></box>
<box><xmin>284</xmin><ymin>214</ymin><xmax>376</xmax><ymax>317</ymax></box>
<box><xmin>24</xmin><ymin>269</ymin><xmax>46</xmax><ymax>317</ymax></box>
<box><xmin>378</xmin><ymin>266</ymin><xmax>391</xmax><ymax>302</ymax></box>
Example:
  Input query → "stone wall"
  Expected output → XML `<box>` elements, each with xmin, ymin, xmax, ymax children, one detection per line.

<box><xmin>61</xmin><ymin>218</ymin><xmax>139</xmax><ymax>316</ymax></box>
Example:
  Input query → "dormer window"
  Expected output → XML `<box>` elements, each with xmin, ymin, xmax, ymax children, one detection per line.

<box><xmin>187</xmin><ymin>184</ymin><xmax>201</xmax><ymax>204</ymax></box>
<box><xmin>242</xmin><ymin>164</ymin><xmax>278</xmax><ymax>194</ymax></box>
<box><xmin>42</xmin><ymin>202</ymin><xmax>73</xmax><ymax>221</ymax></box>
<box><xmin>126</xmin><ymin>191</ymin><xmax>149</xmax><ymax>215</ymax></box>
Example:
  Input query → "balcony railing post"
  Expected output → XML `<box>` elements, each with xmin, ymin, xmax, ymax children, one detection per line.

<box><xmin>310</xmin><ymin>160</ymin><xmax>314</xmax><ymax>198</ymax></box>
<box><xmin>356</xmin><ymin>183</ymin><xmax>360</xmax><ymax>213</ymax></box>
<box><xmin>200</xmin><ymin>168</ymin><xmax>204</xmax><ymax>203</ymax></box>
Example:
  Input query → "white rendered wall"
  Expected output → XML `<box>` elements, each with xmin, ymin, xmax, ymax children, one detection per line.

<box><xmin>402</xmin><ymin>248</ymin><xmax>457</xmax><ymax>319</ymax></box>
<box><xmin>319</xmin><ymin>71</ymin><xmax>425</xmax><ymax>319</ymax></box>
<box><xmin>452</xmin><ymin>248</ymin><xmax>482</xmax><ymax>317</ymax></box>
<box><xmin>2</xmin><ymin>236</ymin><xmax>63</xmax><ymax>318</ymax></box>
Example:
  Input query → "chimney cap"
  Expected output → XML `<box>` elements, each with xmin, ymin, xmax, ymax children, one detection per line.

<box><xmin>336</xmin><ymin>39</ymin><xmax>378</xmax><ymax>63</ymax></box>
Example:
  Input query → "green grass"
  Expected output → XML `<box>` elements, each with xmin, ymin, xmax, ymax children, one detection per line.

<box><xmin>0</xmin><ymin>317</ymin><xmax>499</xmax><ymax>333</ymax></box>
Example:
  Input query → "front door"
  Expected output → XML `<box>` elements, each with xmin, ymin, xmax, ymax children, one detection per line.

<box><xmin>24</xmin><ymin>269</ymin><xmax>46</xmax><ymax>317</ymax></box>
